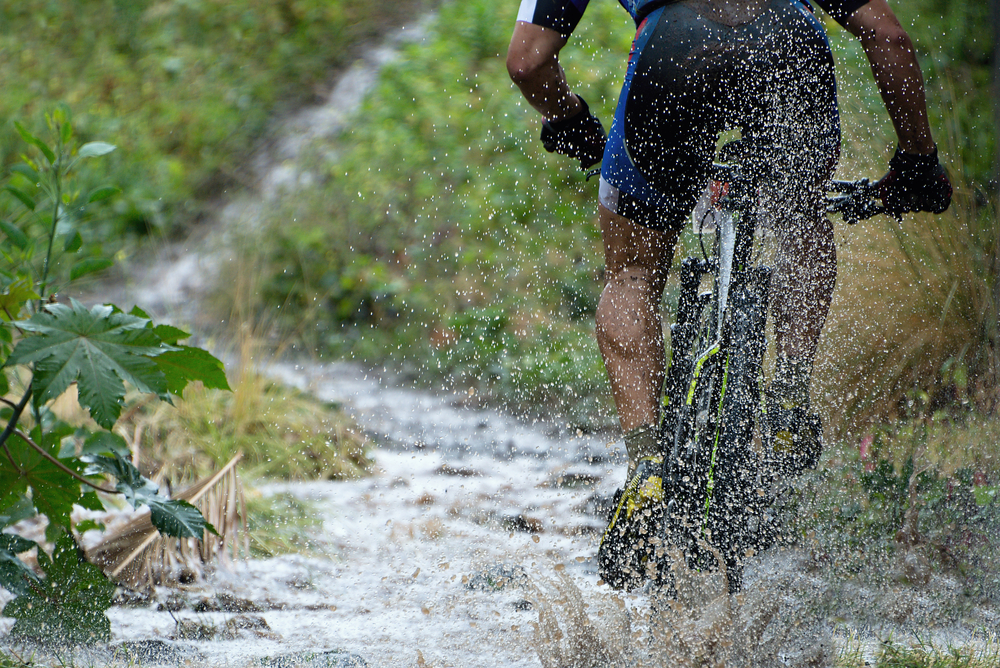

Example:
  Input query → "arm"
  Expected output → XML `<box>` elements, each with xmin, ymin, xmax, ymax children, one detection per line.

<box><xmin>842</xmin><ymin>0</ymin><xmax>935</xmax><ymax>154</ymax></box>
<box><xmin>506</xmin><ymin>19</ymin><xmax>606</xmax><ymax>169</ymax></box>
<box><xmin>506</xmin><ymin>21</ymin><xmax>581</xmax><ymax>122</ymax></box>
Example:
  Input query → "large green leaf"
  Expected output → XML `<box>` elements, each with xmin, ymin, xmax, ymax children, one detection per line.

<box><xmin>0</xmin><ymin>494</ymin><xmax>34</xmax><ymax>529</ymax></box>
<box><xmin>0</xmin><ymin>431</ymin><xmax>83</xmax><ymax>531</ymax></box>
<box><xmin>0</xmin><ymin>534</ymin><xmax>39</xmax><ymax>597</ymax></box>
<box><xmin>7</xmin><ymin>299</ymin><xmax>171</xmax><ymax>428</ymax></box>
<box><xmin>154</xmin><ymin>345</ymin><xmax>231</xmax><ymax>395</ymax></box>
<box><xmin>3</xmin><ymin>534</ymin><xmax>114</xmax><ymax>644</ymax></box>
<box><xmin>83</xmin><ymin>452</ymin><xmax>216</xmax><ymax>538</ymax></box>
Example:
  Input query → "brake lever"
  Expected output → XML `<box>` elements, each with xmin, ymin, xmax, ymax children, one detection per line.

<box><xmin>826</xmin><ymin>177</ymin><xmax>899</xmax><ymax>225</ymax></box>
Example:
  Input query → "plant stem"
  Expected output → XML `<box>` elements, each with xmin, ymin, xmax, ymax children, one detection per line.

<box><xmin>13</xmin><ymin>427</ymin><xmax>117</xmax><ymax>494</ymax></box>
<box><xmin>0</xmin><ymin>389</ymin><xmax>32</xmax><ymax>452</ymax></box>
<box><xmin>38</xmin><ymin>137</ymin><xmax>62</xmax><ymax>309</ymax></box>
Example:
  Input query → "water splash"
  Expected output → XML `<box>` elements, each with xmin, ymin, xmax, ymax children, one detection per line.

<box><xmin>529</xmin><ymin>549</ymin><xmax>834</xmax><ymax>668</ymax></box>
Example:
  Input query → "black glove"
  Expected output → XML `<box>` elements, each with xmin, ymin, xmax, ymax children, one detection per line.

<box><xmin>540</xmin><ymin>95</ymin><xmax>607</xmax><ymax>170</ymax></box>
<box><xmin>875</xmin><ymin>146</ymin><xmax>952</xmax><ymax>215</ymax></box>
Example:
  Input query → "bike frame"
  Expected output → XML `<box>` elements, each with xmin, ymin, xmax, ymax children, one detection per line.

<box><xmin>656</xmin><ymin>147</ymin><xmax>886</xmax><ymax>592</ymax></box>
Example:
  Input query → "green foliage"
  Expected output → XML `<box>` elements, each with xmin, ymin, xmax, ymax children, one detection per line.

<box><xmin>0</xmin><ymin>116</ymin><xmax>229</xmax><ymax>643</ymax></box>
<box><xmin>246</xmin><ymin>491</ymin><xmax>324</xmax><ymax>557</ymax></box>
<box><xmin>0</xmin><ymin>0</ymin><xmax>424</xmax><ymax>240</ymax></box>
<box><xmin>0</xmin><ymin>534</ymin><xmax>39</xmax><ymax>598</ymax></box>
<box><xmin>3</xmin><ymin>535</ymin><xmax>115</xmax><ymax>644</ymax></box>
<box><xmin>233</xmin><ymin>0</ymin><xmax>628</xmax><ymax>423</ymax></box>
<box><xmin>124</xmin><ymin>369</ymin><xmax>372</xmax><ymax>481</ymax></box>
<box><xmin>792</xmin><ymin>417</ymin><xmax>1000</xmax><ymax>603</ymax></box>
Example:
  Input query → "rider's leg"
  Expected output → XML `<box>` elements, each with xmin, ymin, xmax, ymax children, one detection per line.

<box><xmin>595</xmin><ymin>202</ymin><xmax>680</xmax><ymax>469</ymax></box>
<box><xmin>769</xmin><ymin>199</ymin><xmax>837</xmax><ymax>407</ymax></box>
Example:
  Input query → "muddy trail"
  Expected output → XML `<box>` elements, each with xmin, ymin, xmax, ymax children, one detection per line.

<box><xmin>3</xmin><ymin>11</ymin><xmax>999</xmax><ymax>668</ymax></box>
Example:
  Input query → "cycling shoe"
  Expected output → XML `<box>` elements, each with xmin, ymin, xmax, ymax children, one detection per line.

<box><xmin>598</xmin><ymin>456</ymin><xmax>665</xmax><ymax>590</ymax></box>
<box><xmin>764</xmin><ymin>390</ymin><xmax>822</xmax><ymax>476</ymax></box>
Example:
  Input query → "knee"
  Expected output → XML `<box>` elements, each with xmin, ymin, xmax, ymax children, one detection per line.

<box><xmin>595</xmin><ymin>268</ymin><xmax>661</xmax><ymax>347</ymax></box>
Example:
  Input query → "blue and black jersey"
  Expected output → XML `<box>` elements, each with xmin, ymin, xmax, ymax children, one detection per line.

<box><xmin>517</xmin><ymin>0</ymin><xmax>870</xmax><ymax>34</ymax></box>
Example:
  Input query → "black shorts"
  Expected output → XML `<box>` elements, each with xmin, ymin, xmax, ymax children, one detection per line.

<box><xmin>599</xmin><ymin>0</ymin><xmax>841</xmax><ymax>231</ymax></box>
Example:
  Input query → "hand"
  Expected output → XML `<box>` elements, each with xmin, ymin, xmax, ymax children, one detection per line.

<box><xmin>875</xmin><ymin>146</ymin><xmax>952</xmax><ymax>215</ymax></box>
<box><xmin>539</xmin><ymin>95</ymin><xmax>606</xmax><ymax>170</ymax></box>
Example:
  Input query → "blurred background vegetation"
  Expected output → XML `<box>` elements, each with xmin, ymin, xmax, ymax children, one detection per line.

<box><xmin>0</xmin><ymin>0</ymin><xmax>420</xmax><ymax>240</ymax></box>
<box><xmin>1</xmin><ymin>0</ymin><xmax>997</xmax><ymax>582</ymax></box>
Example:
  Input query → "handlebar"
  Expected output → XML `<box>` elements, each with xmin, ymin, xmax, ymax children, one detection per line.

<box><xmin>707</xmin><ymin>162</ymin><xmax>896</xmax><ymax>225</ymax></box>
<box><xmin>826</xmin><ymin>177</ymin><xmax>898</xmax><ymax>225</ymax></box>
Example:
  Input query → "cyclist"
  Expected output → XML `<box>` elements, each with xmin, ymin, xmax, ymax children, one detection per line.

<box><xmin>507</xmin><ymin>0</ymin><xmax>952</xmax><ymax>588</ymax></box>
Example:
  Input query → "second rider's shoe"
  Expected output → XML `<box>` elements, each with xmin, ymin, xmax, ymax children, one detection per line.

<box><xmin>764</xmin><ymin>390</ymin><xmax>823</xmax><ymax>477</ymax></box>
<box><xmin>598</xmin><ymin>455</ymin><xmax>664</xmax><ymax>591</ymax></box>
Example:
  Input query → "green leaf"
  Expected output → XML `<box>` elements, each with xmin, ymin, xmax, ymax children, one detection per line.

<box><xmin>154</xmin><ymin>345</ymin><xmax>231</xmax><ymax>395</ymax></box>
<box><xmin>152</xmin><ymin>323</ymin><xmax>190</xmax><ymax>345</ymax></box>
<box><xmin>77</xmin><ymin>142</ymin><xmax>116</xmax><ymax>159</ymax></box>
<box><xmin>74</xmin><ymin>519</ymin><xmax>104</xmax><ymax>533</ymax></box>
<box><xmin>69</xmin><ymin>257</ymin><xmax>114</xmax><ymax>281</ymax></box>
<box><xmin>0</xmin><ymin>494</ymin><xmax>34</xmax><ymax>530</ymax></box>
<box><xmin>5</xmin><ymin>185</ymin><xmax>36</xmax><ymax>211</ymax></box>
<box><xmin>0</xmin><ymin>431</ymin><xmax>82</xmax><ymax>531</ymax></box>
<box><xmin>83</xmin><ymin>452</ymin><xmax>214</xmax><ymax>538</ymax></box>
<box><xmin>76</xmin><ymin>490</ymin><xmax>104</xmax><ymax>512</ymax></box>
<box><xmin>0</xmin><ymin>219</ymin><xmax>29</xmax><ymax>249</ymax></box>
<box><xmin>4</xmin><ymin>534</ymin><xmax>114</xmax><ymax>644</ymax></box>
<box><xmin>10</xmin><ymin>164</ymin><xmax>39</xmax><ymax>183</ymax></box>
<box><xmin>13</xmin><ymin>121</ymin><xmax>56</xmax><ymax>165</ymax></box>
<box><xmin>80</xmin><ymin>431</ymin><xmax>131</xmax><ymax>457</ymax></box>
<box><xmin>60</xmin><ymin>119</ymin><xmax>73</xmax><ymax>145</ymax></box>
<box><xmin>63</xmin><ymin>230</ymin><xmax>83</xmax><ymax>253</ymax></box>
<box><xmin>0</xmin><ymin>275</ymin><xmax>40</xmax><ymax>315</ymax></box>
<box><xmin>151</xmin><ymin>499</ymin><xmax>219</xmax><ymax>538</ymax></box>
<box><xmin>8</xmin><ymin>299</ymin><xmax>170</xmax><ymax>428</ymax></box>
<box><xmin>0</xmin><ymin>533</ymin><xmax>39</xmax><ymax>597</ymax></box>
<box><xmin>87</xmin><ymin>186</ymin><xmax>120</xmax><ymax>203</ymax></box>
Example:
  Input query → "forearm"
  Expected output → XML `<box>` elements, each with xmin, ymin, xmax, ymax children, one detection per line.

<box><xmin>844</xmin><ymin>1</ymin><xmax>935</xmax><ymax>154</ymax></box>
<box><xmin>507</xmin><ymin>21</ymin><xmax>582</xmax><ymax>121</ymax></box>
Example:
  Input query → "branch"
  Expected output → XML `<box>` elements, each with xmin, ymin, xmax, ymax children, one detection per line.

<box><xmin>0</xmin><ymin>396</ymin><xmax>17</xmax><ymax>410</ymax></box>
<box><xmin>0</xmin><ymin>388</ymin><xmax>32</xmax><ymax>451</ymax></box>
<box><xmin>13</xmin><ymin>427</ymin><xmax>117</xmax><ymax>495</ymax></box>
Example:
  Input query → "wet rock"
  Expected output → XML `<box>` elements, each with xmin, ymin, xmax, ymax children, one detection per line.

<box><xmin>545</xmin><ymin>471</ymin><xmax>600</xmax><ymax>488</ymax></box>
<box><xmin>112</xmin><ymin>639</ymin><xmax>199</xmax><ymax>663</ymax></box>
<box><xmin>112</xmin><ymin>587</ymin><xmax>151</xmax><ymax>607</ymax></box>
<box><xmin>466</xmin><ymin>563</ymin><xmax>528</xmax><ymax>591</ymax></box>
<box><xmin>502</xmin><ymin>514</ymin><xmax>544</xmax><ymax>533</ymax></box>
<box><xmin>174</xmin><ymin>619</ymin><xmax>221</xmax><ymax>641</ymax></box>
<box><xmin>436</xmin><ymin>463</ymin><xmax>479</xmax><ymax>477</ymax></box>
<box><xmin>193</xmin><ymin>592</ymin><xmax>264</xmax><ymax>613</ymax></box>
<box><xmin>224</xmin><ymin>614</ymin><xmax>281</xmax><ymax>640</ymax></box>
<box><xmin>254</xmin><ymin>649</ymin><xmax>367</xmax><ymax>667</ymax></box>
<box><xmin>157</xmin><ymin>591</ymin><xmax>190</xmax><ymax>611</ymax></box>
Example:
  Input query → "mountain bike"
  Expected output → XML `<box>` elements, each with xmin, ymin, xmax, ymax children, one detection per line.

<box><xmin>649</xmin><ymin>141</ymin><xmax>889</xmax><ymax>592</ymax></box>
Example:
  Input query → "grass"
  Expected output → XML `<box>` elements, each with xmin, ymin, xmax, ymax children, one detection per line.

<box><xmin>244</xmin><ymin>491</ymin><xmax>325</xmax><ymax>558</ymax></box>
<box><xmin>789</xmin><ymin>413</ymin><xmax>1000</xmax><ymax>609</ymax></box>
<box><xmin>118</xmin><ymin>370</ymin><xmax>372</xmax><ymax>482</ymax></box>
<box><xmin>0</xmin><ymin>0</ymin><xmax>424</xmax><ymax>242</ymax></box>
<box><xmin>837</xmin><ymin>634</ymin><xmax>1000</xmax><ymax>668</ymax></box>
